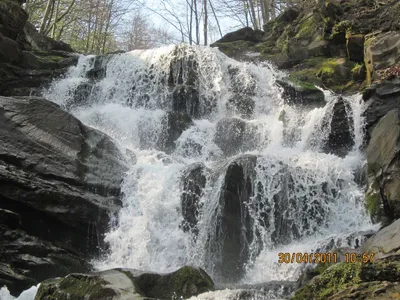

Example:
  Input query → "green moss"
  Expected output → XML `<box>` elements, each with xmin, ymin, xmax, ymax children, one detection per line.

<box><xmin>329</xmin><ymin>20</ymin><xmax>352</xmax><ymax>41</ymax></box>
<box><xmin>287</xmin><ymin>76</ymin><xmax>319</xmax><ymax>91</ymax></box>
<box><xmin>35</xmin><ymin>275</ymin><xmax>117</xmax><ymax>300</ymax></box>
<box><xmin>366</xmin><ymin>191</ymin><xmax>380</xmax><ymax>216</ymax></box>
<box><xmin>212</xmin><ymin>40</ymin><xmax>256</xmax><ymax>57</ymax></box>
<box><xmin>292</xmin><ymin>262</ymin><xmax>363</xmax><ymax>300</ymax></box>
<box><xmin>295</xmin><ymin>16</ymin><xmax>317</xmax><ymax>40</ymax></box>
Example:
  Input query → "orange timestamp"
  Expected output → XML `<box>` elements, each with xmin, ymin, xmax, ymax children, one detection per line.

<box><xmin>278</xmin><ymin>252</ymin><xmax>375</xmax><ymax>264</ymax></box>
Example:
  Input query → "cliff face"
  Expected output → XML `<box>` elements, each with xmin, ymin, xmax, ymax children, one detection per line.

<box><xmin>212</xmin><ymin>0</ymin><xmax>400</xmax><ymax>94</ymax></box>
<box><xmin>0</xmin><ymin>0</ymin><xmax>77</xmax><ymax>96</ymax></box>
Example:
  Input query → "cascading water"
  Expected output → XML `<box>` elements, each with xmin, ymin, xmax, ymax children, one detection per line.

<box><xmin>32</xmin><ymin>44</ymin><xmax>376</xmax><ymax>298</ymax></box>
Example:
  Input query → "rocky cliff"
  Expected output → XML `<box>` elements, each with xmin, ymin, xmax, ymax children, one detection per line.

<box><xmin>210</xmin><ymin>0</ymin><xmax>400</xmax><ymax>298</ymax></box>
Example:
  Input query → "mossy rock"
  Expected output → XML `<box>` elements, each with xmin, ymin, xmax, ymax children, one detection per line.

<box><xmin>276</xmin><ymin>77</ymin><xmax>325</xmax><ymax>107</ymax></box>
<box><xmin>292</xmin><ymin>259</ymin><xmax>400</xmax><ymax>300</ymax></box>
<box><xmin>211</xmin><ymin>40</ymin><xmax>257</xmax><ymax>61</ymax></box>
<box><xmin>35</xmin><ymin>267</ymin><xmax>214</xmax><ymax>300</ymax></box>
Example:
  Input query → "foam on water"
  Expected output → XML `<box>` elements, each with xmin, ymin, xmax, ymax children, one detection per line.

<box><xmin>15</xmin><ymin>44</ymin><xmax>377</xmax><ymax>299</ymax></box>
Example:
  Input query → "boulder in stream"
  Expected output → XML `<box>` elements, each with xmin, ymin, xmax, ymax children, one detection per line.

<box><xmin>35</xmin><ymin>266</ymin><xmax>215</xmax><ymax>300</ymax></box>
<box><xmin>0</xmin><ymin>96</ymin><xmax>128</xmax><ymax>295</ymax></box>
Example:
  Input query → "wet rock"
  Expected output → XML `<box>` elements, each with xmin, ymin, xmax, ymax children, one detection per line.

<box><xmin>214</xmin><ymin>118</ymin><xmax>247</xmax><ymax>157</ymax></box>
<box><xmin>172</xmin><ymin>84</ymin><xmax>201</xmax><ymax>118</ymax></box>
<box><xmin>362</xmin><ymin>218</ymin><xmax>400</xmax><ymax>260</ymax></box>
<box><xmin>213</xmin><ymin>155</ymin><xmax>257</xmax><ymax>282</ymax></box>
<box><xmin>0</xmin><ymin>224</ymin><xmax>89</xmax><ymax>296</ymax></box>
<box><xmin>158</xmin><ymin>111</ymin><xmax>193</xmax><ymax>153</ymax></box>
<box><xmin>227</xmin><ymin>66</ymin><xmax>256</xmax><ymax>117</ymax></box>
<box><xmin>0</xmin><ymin>96</ymin><xmax>128</xmax><ymax>295</ymax></box>
<box><xmin>35</xmin><ymin>266</ymin><xmax>214</xmax><ymax>300</ymax></box>
<box><xmin>322</xmin><ymin>97</ymin><xmax>354</xmax><ymax>157</ymax></box>
<box><xmin>180</xmin><ymin>163</ymin><xmax>208</xmax><ymax>236</ymax></box>
<box><xmin>168</xmin><ymin>46</ymin><xmax>198</xmax><ymax>86</ymax></box>
<box><xmin>366</xmin><ymin>109</ymin><xmax>400</xmax><ymax>222</ymax></box>
<box><xmin>213</xmin><ymin>27</ymin><xmax>265</xmax><ymax>44</ymax></box>
<box><xmin>276</xmin><ymin>78</ymin><xmax>325</xmax><ymax>107</ymax></box>
<box><xmin>86</xmin><ymin>55</ymin><xmax>111</xmax><ymax>80</ymax></box>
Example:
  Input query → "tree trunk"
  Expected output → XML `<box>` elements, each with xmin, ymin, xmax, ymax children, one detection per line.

<box><xmin>39</xmin><ymin>0</ymin><xmax>54</xmax><ymax>34</ymax></box>
<box><xmin>247</xmin><ymin>0</ymin><xmax>258</xmax><ymax>30</ymax></box>
<box><xmin>203</xmin><ymin>0</ymin><xmax>207</xmax><ymax>45</ymax></box>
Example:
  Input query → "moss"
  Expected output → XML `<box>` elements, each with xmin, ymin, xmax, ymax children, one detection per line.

<box><xmin>212</xmin><ymin>40</ymin><xmax>256</xmax><ymax>57</ymax></box>
<box><xmin>329</xmin><ymin>20</ymin><xmax>352</xmax><ymax>41</ymax></box>
<box><xmin>292</xmin><ymin>262</ymin><xmax>363</xmax><ymax>300</ymax></box>
<box><xmin>35</xmin><ymin>275</ymin><xmax>117</xmax><ymax>300</ymax></box>
<box><xmin>295</xmin><ymin>16</ymin><xmax>317</xmax><ymax>40</ymax></box>
<box><xmin>287</xmin><ymin>76</ymin><xmax>320</xmax><ymax>91</ymax></box>
<box><xmin>366</xmin><ymin>191</ymin><xmax>380</xmax><ymax>216</ymax></box>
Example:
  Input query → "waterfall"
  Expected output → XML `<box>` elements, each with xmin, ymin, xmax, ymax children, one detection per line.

<box><xmin>41</xmin><ymin>44</ymin><xmax>375</xmax><ymax>296</ymax></box>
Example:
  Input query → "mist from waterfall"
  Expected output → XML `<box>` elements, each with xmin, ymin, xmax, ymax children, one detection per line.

<box><xmin>41</xmin><ymin>44</ymin><xmax>375</xmax><ymax>296</ymax></box>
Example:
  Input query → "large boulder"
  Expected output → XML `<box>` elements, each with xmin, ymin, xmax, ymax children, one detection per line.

<box><xmin>364</xmin><ymin>31</ymin><xmax>400</xmax><ymax>84</ymax></box>
<box><xmin>365</xmin><ymin>109</ymin><xmax>400</xmax><ymax>222</ymax></box>
<box><xmin>362</xmin><ymin>218</ymin><xmax>400</xmax><ymax>259</ymax></box>
<box><xmin>0</xmin><ymin>96</ymin><xmax>128</xmax><ymax>295</ymax></box>
<box><xmin>35</xmin><ymin>266</ymin><xmax>215</xmax><ymax>300</ymax></box>
<box><xmin>212</xmin><ymin>27</ymin><xmax>265</xmax><ymax>44</ymax></box>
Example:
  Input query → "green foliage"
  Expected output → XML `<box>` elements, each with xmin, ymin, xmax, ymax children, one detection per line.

<box><xmin>366</xmin><ymin>191</ymin><xmax>380</xmax><ymax>216</ymax></box>
<box><xmin>292</xmin><ymin>262</ymin><xmax>363</xmax><ymax>300</ymax></box>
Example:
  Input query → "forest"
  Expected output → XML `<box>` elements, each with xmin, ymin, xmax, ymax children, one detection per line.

<box><xmin>25</xmin><ymin>0</ymin><xmax>303</xmax><ymax>54</ymax></box>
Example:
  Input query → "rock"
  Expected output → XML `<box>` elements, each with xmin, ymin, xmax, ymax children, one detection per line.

<box><xmin>362</xmin><ymin>218</ymin><xmax>400</xmax><ymax>260</ymax></box>
<box><xmin>226</xmin><ymin>66</ymin><xmax>256</xmax><ymax>117</ymax></box>
<box><xmin>366</xmin><ymin>109</ymin><xmax>400</xmax><ymax>222</ymax></box>
<box><xmin>0</xmin><ymin>34</ymin><xmax>22</xmax><ymax>64</ymax></box>
<box><xmin>214</xmin><ymin>118</ymin><xmax>247</xmax><ymax>157</ymax></box>
<box><xmin>0</xmin><ymin>0</ymin><xmax>28</xmax><ymax>40</ymax></box>
<box><xmin>0</xmin><ymin>96</ymin><xmax>128</xmax><ymax>295</ymax></box>
<box><xmin>24</xmin><ymin>22</ymin><xmax>74</xmax><ymax>53</ymax></box>
<box><xmin>172</xmin><ymin>85</ymin><xmax>201</xmax><ymax>118</ymax></box>
<box><xmin>158</xmin><ymin>111</ymin><xmax>193</xmax><ymax>153</ymax></box>
<box><xmin>0</xmin><ymin>224</ymin><xmax>89</xmax><ymax>296</ymax></box>
<box><xmin>180</xmin><ymin>163</ymin><xmax>208</xmax><ymax>236</ymax></box>
<box><xmin>322</xmin><ymin>97</ymin><xmax>354</xmax><ymax>157</ymax></box>
<box><xmin>0</xmin><ymin>51</ymin><xmax>78</xmax><ymax>97</ymax></box>
<box><xmin>292</xmin><ymin>258</ymin><xmax>400</xmax><ymax>300</ymax></box>
<box><xmin>213</xmin><ymin>27</ymin><xmax>264</xmax><ymax>44</ymax></box>
<box><xmin>211</xmin><ymin>40</ymin><xmax>259</xmax><ymax>62</ymax></box>
<box><xmin>35</xmin><ymin>266</ymin><xmax>215</xmax><ymax>300</ymax></box>
<box><xmin>276</xmin><ymin>78</ymin><xmax>325</xmax><ymax>107</ymax></box>
<box><xmin>346</xmin><ymin>34</ymin><xmax>364</xmax><ymax>62</ymax></box>
<box><xmin>86</xmin><ymin>55</ymin><xmax>112</xmax><ymax>80</ymax></box>
<box><xmin>364</xmin><ymin>31</ymin><xmax>400</xmax><ymax>84</ymax></box>
<box><xmin>363</xmin><ymin>77</ymin><xmax>400</xmax><ymax>132</ymax></box>
<box><xmin>213</xmin><ymin>155</ymin><xmax>257</xmax><ymax>281</ymax></box>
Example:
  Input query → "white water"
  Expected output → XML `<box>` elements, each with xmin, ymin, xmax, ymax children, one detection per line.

<box><xmin>10</xmin><ymin>44</ymin><xmax>377</xmax><ymax>299</ymax></box>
